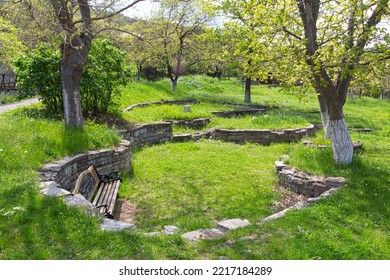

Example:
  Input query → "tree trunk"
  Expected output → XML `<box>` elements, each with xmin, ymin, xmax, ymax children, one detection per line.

<box><xmin>244</xmin><ymin>76</ymin><xmax>251</xmax><ymax>103</ymax></box>
<box><xmin>317</xmin><ymin>94</ymin><xmax>330</xmax><ymax>139</ymax></box>
<box><xmin>61</xmin><ymin>62</ymin><xmax>84</xmax><ymax>127</ymax></box>
<box><xmin>172</xmin><ymin>78</ymin><xmax>178</xmax><ymax>91</ymax></box>
<box><xmin>328</xmin><ymin>117</ymin><xmax>354</xmax><ymax>165</ymax></box>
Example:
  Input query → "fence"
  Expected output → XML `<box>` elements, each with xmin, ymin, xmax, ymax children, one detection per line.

<box><xmin>0</xmin><ymin>73</ymin><xmax>17</xmax><ymax>91</ymax></box>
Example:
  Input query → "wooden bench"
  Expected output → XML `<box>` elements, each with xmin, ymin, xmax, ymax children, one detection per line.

<box><xmin>73</xmin><ymin>164</ymin><xmax>122</xmax><ymax>219</ymax></box>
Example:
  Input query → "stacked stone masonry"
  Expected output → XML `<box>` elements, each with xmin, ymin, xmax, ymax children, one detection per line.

<box><xmin>39</xmin><ymin>140</ymin><xmax>132</xmax><ymax>192</ymax></box>
<box><xmin>118</xmin><ymin>122</ymin><xmax>173</xmax><ymax>150</ymax></box>
<box><xmin>117</xmin><ymin>122</ymin><xmax>317</xmax><ymax>147</ymax></box>
<box><xmin>275</xmin><ymin>159</ymin><xmax>346</xmax><ymax>197</ymax></box>
<box><xmin>164</xmin><ymin>118</ymin><xmax>211</xmax><ymax>129</ymax></box>
<box><xmin>213</xmin><ymin>124</ymin><xmax>316</xmax><ymax>145</ymax></box>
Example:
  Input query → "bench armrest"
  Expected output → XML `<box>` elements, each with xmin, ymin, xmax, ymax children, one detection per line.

<box><xmin>100</xmin><ymin>170</ymin><xmax>122</xmax><ymax>182</ymax></box>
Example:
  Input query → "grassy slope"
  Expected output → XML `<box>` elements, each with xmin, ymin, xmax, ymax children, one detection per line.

<box><xmin>0</xmin><ymin>76</ymin><xmax>388</xmax><ymax>259</ymax></box>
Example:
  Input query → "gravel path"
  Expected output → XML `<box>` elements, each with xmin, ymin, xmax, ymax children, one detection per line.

<box><xmin>0</xmin><ymin>98</ymin><xmax>40</xmax><ymax>114</ymax></box>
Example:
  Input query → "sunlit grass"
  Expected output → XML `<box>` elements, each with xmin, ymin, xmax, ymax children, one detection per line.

<box><xmin>120</xmin><ymin>140</ymin><xmax>286</xmax><ymax>232</ymax></box>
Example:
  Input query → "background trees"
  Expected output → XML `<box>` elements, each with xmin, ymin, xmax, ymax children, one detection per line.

<box><xmin>222</xmin><ymin>0</ymin><xmax>390</xmax><ymax>164</ymax></box>
<box><xmin>0</xmin><ymin>18</ymin><xmax>25</xmax><ymax>71</ymax></box>
<box><xmin>124</xmin><ymin>0</ymin><xmax>212</xmax><ymax>90</ymax></box>
<box><xmin>2</xmin><ymin>0</ymin><xmax>389</xmax><ymax>165</ymax></box>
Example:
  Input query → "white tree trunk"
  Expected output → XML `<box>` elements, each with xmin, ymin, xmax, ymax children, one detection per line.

<box><xmin>328</xmin><ymin>117</ymin><xmax>354</xmax><ymax>164</ymax></box>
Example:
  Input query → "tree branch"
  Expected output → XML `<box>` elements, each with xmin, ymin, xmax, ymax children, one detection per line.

<box><xmin>96</xmin><ymin>27</ymin><xmax>144</xmax><ymax>40</ymax></box>
<box><xmin>73</xmin><ymin>0</ymin><xmax>146</xmax><ymax>25</ymax></box>
<box><xmin>282</xmin><ymin>26</ymin><xmax>302</xmax><ymax>40</ymax></box>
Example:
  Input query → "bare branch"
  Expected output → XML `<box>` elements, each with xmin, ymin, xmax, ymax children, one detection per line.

<box><xmin>74</xmin><ymin>0</ymin><xmax>146</xmax><ymax>25</ymax></box>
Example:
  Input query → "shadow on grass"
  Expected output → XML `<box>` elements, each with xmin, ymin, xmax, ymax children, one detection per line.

<box><xmin>0</xmin><ymin>183</ymin><xmax>155</xmax><ymax>259</ymax></box>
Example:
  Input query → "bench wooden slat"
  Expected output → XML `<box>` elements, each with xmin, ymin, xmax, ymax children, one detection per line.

<box><xmin>73</xmin><ymin>164</ymin><xmax>121</xmax><ymax>219</ymax></box>
<box><xmin>98</xmin><ymin>181</ymin><xmax>113</xmax><ymax>208</ymax></box>
<box><xmin>107</xmin><ymin>180</ymin><xmax>120</xmax><ymax>214</ymax></box>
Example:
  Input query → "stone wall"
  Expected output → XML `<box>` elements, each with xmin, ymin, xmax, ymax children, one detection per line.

<box><xmin>165</xmin><ymin>118</ymin><xmax>211</xmax><ymax>129</ymax></box>
<box><xmin>118</xmin><ymin>122</ymin><xmax>316</xmax><ymax>148</ymax></box>
<box><xmin>118</xmin><ymin>122</ymin><xmax>173</xmax><ymax>150</ymax></box>
<box><xmin>275</xmin><ymin>159</ymin><xmax>346</xmax><ymax>197</ymax></box>
<box><xmin>213</xmin><ymin>124</ymin><xmax>316</xmax><ymax>145</ymax></box>
<box><xmin>39</xmin><ymin>140</ymin><xmax>132</xmax><ymax>192</ymax></box>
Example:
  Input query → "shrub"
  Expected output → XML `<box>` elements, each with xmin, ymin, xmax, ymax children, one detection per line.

<box><xmin>14</xmin><ymin>39</ymin><xmax>130</xmax><ymax>115</ymax></box>
<box><xmin>81</xmin><ymin>38</ymin><xmax>131</xmax><ymax>115</ymax></box>
<box><xmin>14</xmin><ymin>45</ymin><xmax>62</xmax><ymax>112</ymax></box>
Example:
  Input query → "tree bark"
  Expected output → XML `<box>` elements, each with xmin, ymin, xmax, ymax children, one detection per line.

<box><xmin>172</xmin><ymin>78</ymin><xmax>178</xmax><ymax>91</ymax></box>
<box><xmin>317</xmin><ymin>93</ymin><xmax>330</xmax><ymax>139</ymax></box>
<box><xmin>328</xmin><ymin>117</ymin><xmax>354</xmax><ymax>165</ymax></box>
<box><xmin>244</xmin><ymin>76</ymin><xmax>251</xmax><ymax>103</ymax></box>
<box><xmin>61</xmin><ymin>61</ymin><xmax>84</xmax><ymax>127</ymax></box>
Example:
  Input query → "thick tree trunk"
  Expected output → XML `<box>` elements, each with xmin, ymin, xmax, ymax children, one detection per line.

<box><xmin>61</xmin><ymin>64</ymin><xmax>84</xmax><ymax>127</ymax></box>
<box><xmin>325</xmin><ymin>86</ymin><xmax>354</xmax><ymax>164</ymax></box>
<box><xmin>244</xmin><ymin>76</ymin><xmax>251</xmax><ymax>103</ymax></box>
<box><xmin>328</xmin><ymin>117</ymin><xmax>354</xmax><ymax>164</ymax></box>
<box><xmin>172</xmin><ymin>79</ymin><xmax>177</xmax><ymax>91</ymax></box>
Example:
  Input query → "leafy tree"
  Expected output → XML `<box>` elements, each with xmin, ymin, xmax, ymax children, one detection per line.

<box><xmin>15</xmin><ymin>39</ymin><xmax>130</xmax><ymax>114</ymax></box>
<box><xmin>220</xmin><ymin>0</ymin><xmax>270</xmax><ymax>103</ymax></box>
<box><xmin>0</xmin><ymin>18</ymin><xmax>25</xmax><ymax>70</ymax></box>
<box><xmin>14</xmin><ymin>0</ymin><xmax>145</xmax><ymax>128</ymax></box>
<box><xmin>135</xmin><ymin>0</ymin><xmax>211</xmax><ymax>91</ymax></box>
<box><xmin>224</xmin><ymin>0</ymin><xmax>390</xmax><ymax>164</ymax></box>
<box><xmin>0</xmin><ymin>0</ymin><xmax>61</xmax><ymax>49</ymax></box>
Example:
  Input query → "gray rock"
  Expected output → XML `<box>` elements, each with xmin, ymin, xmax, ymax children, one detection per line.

<box><xmin>182</xmin><ymin>228</ymin><xmax>225</xmax><ymax>241</ymax></box>
<box><xmin>217</xmin><ymin>219</ymin><xmax>251</xmax><ymax>231</ymax></box>
<box><xmin>39</xmin><ymin>183</ymin><xmax>72</xmax><ymax>197</ymax></box>
<box><xmin>163</xmin><ymin>225</ymin><xmax>179</xmax><ymax>235</ymax></box>
<box><xmin>39</xmin><ymin>181</ymin><xmax>60</xmax><ymax>189</ymax></box>
<box><xmin>325</xmin><ymin>177</ymin><xmax>346</xmax><ymax>188</ymax></box>
<box><xmin>258</xmin><ymin>208</ymin><xmax>290</xmax><ymax>224</ymax></box>
<box><xmin>143</xmin><ymin>232</ymin><xmax>160</xmax><ymax>237</ymax></box>
<box><xmin>63</xmin><ymin>194</ymin><xmax>102</xmax><ymax>217</ymax></box>
<box><xmin>100</xmin><ymin>218</ymin><xmax>136</xmax><ymax>231</ymax></box>
<box><xmin>275</xmin><ymin>161</ymin><xmax>287</xmax><ymax>171</ymax></box>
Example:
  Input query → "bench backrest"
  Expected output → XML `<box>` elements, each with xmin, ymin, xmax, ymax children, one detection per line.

<box><xmin>73</xmin><ymin>165</ymin><xmax>101</xmax><ymax>201</ymax></box>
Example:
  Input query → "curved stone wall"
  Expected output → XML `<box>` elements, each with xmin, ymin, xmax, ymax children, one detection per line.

<box><xmin>118</xmin><ymin>122</ymin><xmax>173</xmax><ymax>150</ymax></box>
<box><xmin>213</xmin><ymin>124</ymin><xmax>316</xmax><ymax>145</ymax></box>
<box><xmin>165</xmin><ymin>118</ymin><xmax>211</xmax><ymax>129</ymax></box>
<box><xmin>275</xmin><ymin>158</ymin><xmax>346</xmax><ymax>197</ymax></box>
<box><xmin>39</xmin><ymin>140</ymin><xmax>132</xmax><ymax>192</ymax></box>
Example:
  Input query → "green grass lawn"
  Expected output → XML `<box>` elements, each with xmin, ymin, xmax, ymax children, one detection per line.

<box><xmin>0</xmin><ymin>75</ymin><xmax>389</xmax><ymax>259</ymax></box>
<box><xmin>120</xmin><ymin>140</ymin><xmax>287</xmax><ymax>233</ymax></box>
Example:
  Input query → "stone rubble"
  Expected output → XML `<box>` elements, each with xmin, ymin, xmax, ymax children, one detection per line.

<box><xmin>217</xmin><ymin>219</ymin><xmax>251</xmax><ymax>231</ymax></box>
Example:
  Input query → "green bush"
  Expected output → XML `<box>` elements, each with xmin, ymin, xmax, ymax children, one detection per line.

<box><xmin>14</xmin><ymin>39</ymin><xmax>130</xmax><ymax>115</ymax></box>
<box><xmin>14</xmin><ymin>45</ymin><xmax>62</xmax><ymax>112</ymax></box>
<box><xmin>81</xmin><ymin>38</ymin><xmax>131</xmax><ymax>114</ymax></box>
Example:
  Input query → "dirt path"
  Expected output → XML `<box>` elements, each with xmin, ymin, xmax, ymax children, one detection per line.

<box><xmin>0</xmin><ymin>98</ymin><xmax>40</xmax><ymax>114</ymax></box>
